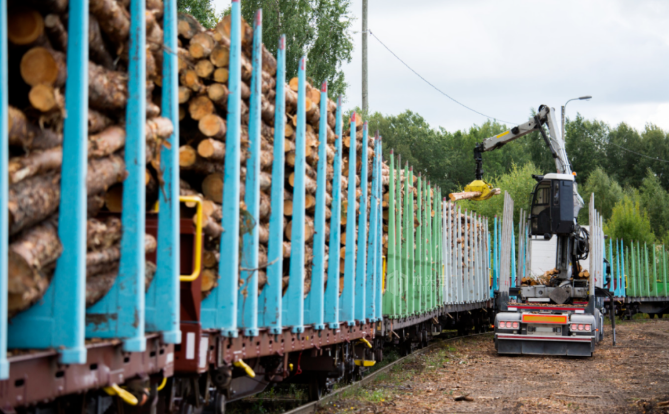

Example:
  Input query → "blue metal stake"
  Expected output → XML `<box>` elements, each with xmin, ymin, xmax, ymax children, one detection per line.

<box><xmin>10</xmin><ymin>0</ymin><xmax>89</xmax><ymax>363</ymax></box>
<box><xmin>492</xmin><ymin>216</ymin><xmax>498</xmax><ymax>293</ymax></box>
<box><xmin>259</xmin><ymin>35</ymin><xmax>286</xmax><ymax>334</ymax></box>
<box><xmin>324</xmin><ymin>97</ymin><xmax>343</xmax><ymax>329</ymax></box>
<box><xmin>282</xmin><ymin>56</ymin><xmax>307</xmax><ymax>334</ymax></box>
<box><xmin>365</xmin><ymin>132</ymin><xmax>379</xmax><ymax>322</ymax></box>
<box><xmin>0</xmin><ymin>0</ymin><xmax>9</xmax><ymax>378</ymax></box>
<box><xmin>86</xmin><ymin>0</ymin><xmax>146</xmax><ymax>352</ymax></box>
<box><xmin>341</xmin><ymin>114</ymin><xmax>357</xmax><ymax>326</ymax></box>
<box><xmin>146</xmin><ymin>0</ymin><xmax>180</xmax><ymax>344</ymax></box>
<box><xmin>304</xmin><ymin>82</ymin><xmax>329</xmax><ymax>330</ymax></box>
<box><xmin>238</xmin><ymin>10</ymin><xmax>263</xmax><ymax>337</ymax></box>
<box><xmin>201</xmin><ymin>0</ymin><xmax>242</xmax><ymax>336</ymax></box>
<box><xmin>375</xmin><ymin>137</ymin><xmax>383</xmax><ymax>321</ymax></box>
<box><xmin>355</xmin><ymin>123</ymin><xmax>369</xmax><ymax>324</ymax></box>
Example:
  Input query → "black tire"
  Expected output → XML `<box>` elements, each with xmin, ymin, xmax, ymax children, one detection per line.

<box><xmin>214</xmin><ymin>393</ymin><xmax>226</xmax><ymax>414</ymax></box>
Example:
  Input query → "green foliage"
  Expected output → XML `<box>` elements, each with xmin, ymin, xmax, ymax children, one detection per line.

<box><xmin>578</xmin><ymin>167</ymin><xmax>624</xmax><ymax>224</ymax></box>
<box><xmin>240</xmin><ymin>0</ymin><xmax>353</xmax><ymax>98</ymax></box>
<box><xmin>604</xmin><ymin>194</ymin><xmax>655</xmax><ymax>246</ymax></box>
<box><xmin>638</xmin><ymin>169</ymin><xmax>669</xmax><ymax>240</ymax></box>
<box><xmin>177</xmin><ymin>0</ymin><xmax>219</xmax><ymax>28</ymax></box>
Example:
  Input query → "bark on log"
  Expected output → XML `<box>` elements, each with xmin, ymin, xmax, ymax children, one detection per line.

<box><xmin>87</xmin><ymin>154</ymin><xmax>127</xmax><ymax>195</ymax></box>
<box><xmin>88</xmin><ymin>14</ymin><xmax>115</xmax><ymax>69</ymax></box>
<box><xmin>8</xmin><ymin>217</ymin><xmax>61</xmax><ymax>318</ymax></box>
<box><xmin>89</xmin><ymin>0</ymin><xmax>130</xmax><ymax>45</ymax></box>
<box><xmin>8</xmin><ymin>173</ymin><xmax>61</xmax><ymax>236</ymax></box>
<box><xmin>86</xmin><ymin>268</ymin><xmax>118</xmax><ymax>307</ymax></box>
<box><xmin>89</xmin><ymin>109</ymin><xmax>113</xmax><ymax>134</ymax></box>
<box><xmin>89</xmin><ymin>61</ymin><xmax>128</xmax><ymax>110</ymax></box>
<box><xmin>87</xmin><ymin>217</ymin><xmax>123</xmax><ymax>251</ymax></box>
<box><xmin>177</xmin><ymin>13</ymin><xmax>205</xmax><ymax>40</ymax></box>
<box><xmin>88</xmin><ymin>126</ymin><xmax>126</xmax><ymax>158</ymax></box>
<box><xmin>8</xmin><ymin>147</ymin><xmax>62</xmax><ymax>185</ymax></box>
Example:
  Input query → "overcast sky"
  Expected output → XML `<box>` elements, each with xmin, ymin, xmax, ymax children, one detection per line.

<box><xmin>212</xmin><ymin>0</ymin><xmax>669</xmax><ymax>133</ymax></box>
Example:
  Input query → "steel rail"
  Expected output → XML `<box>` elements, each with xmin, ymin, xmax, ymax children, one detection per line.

<box><xmin>283</xmin><ymin>331</ymin><xmax>493</xmax><ymax>414</ymax></box>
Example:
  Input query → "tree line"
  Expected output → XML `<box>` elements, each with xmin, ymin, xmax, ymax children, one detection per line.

<box><xmin>365</xmin><ymin>109</ymin><xmax>669</xmax><ymax>246</ymax></box>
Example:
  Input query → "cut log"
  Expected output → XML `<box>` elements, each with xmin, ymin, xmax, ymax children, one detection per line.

<box><xmin>28</xmin><ymin>84</ymin><xmax>63</xmax><ymax>112</ymax></box>
<box><xmin>448</xmin><ymin>188</ymin><xmax>500</xmax><ymax>201</ymax></box>
<box><xmin>178</xmin><ymin>13</ymin><xmax>205</xmax><ymax>40</ymax></box>
<box><xmin>213</xmin><ymin>67</ymin><xmax>228</xmax><ymax>83</ymax></box>
<box><xmin>20</xmin><ymin>47</ymin><xmax>67</xmax><ymax>87</ymax></box>
<box><xmin>189</xmin><ymin>32</ymin><xmax>216</xmax><ymax>59</ymax></box>
<box><xmin>7</xmin><ymin>8</ymin><xmax>46</xmax><ymax>46</ymax></box>
<box><xmin>198</xmin><ymin>114</ymin><xmax>227</xmax><ymax>140</ymax></box>
<box><xmin>285</xmin><ymin>216</ymin><xmax>315</xmax><ymax>242</ymax></box>
<box><xmin>288</xmin><ymin>172</ymin><xmax>317</xmax><ymax>194</ymax></box>
<box><xmin>202</xmin><ymin>215</ymin><xmax>224</xmax><ymax>238</ymax></box>
<box><xmin>180</xmin><ymin>69</ymin><xmax>204</xmax><ymax>93</ymax></box>
<box><xmin>188</xmin><ymin>95</ymin><xmax>214</xmax><ymax>120</ymax></box>
<box><xmin>202</xmin><ymin>250</ymin><xmax>219</xmax><ymax>268</ymax></box>
<box><xmin>201</xmin><ymin>173</ymin><xmax>224</xmax><ymax>203</ymax></box>
<box><xmin>207</xmin><ymin>83</ymin><xmax>228</xmax><ymax>108</ymax></box>
<box><xmin>89</xmin><ymin>0</ymin><xmax>130</xmax><ymax>45</ymax></box>
<box><xmin>195</xmin><ymin>59</ymin><xmax>215</xmax><ymax>79</ymax></box>
<box><xmin>198</xmin><ymin>138</ymin><xmax>225</xmax><ymax>161</ymax></box>
<box><xmin>209</xmin><ymin>43</ymin><xmax>229</xmax><ymax>67</ymax></box>
<box><xmin>178</xmin><ymin>86</ymin><xmax>191</xmax><ymax>104</ymax></box>
<box><xmin>8</xmin><ymin>217</ymin><xmax>61</xmax><ymax>318</ymax></box>
<box><xmin>201</xmin><ymin>268</ymin><xmax>219</xmax><ymax>295</ymax></box>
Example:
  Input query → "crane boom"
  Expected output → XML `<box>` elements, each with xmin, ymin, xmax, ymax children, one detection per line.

<box><xmin>472</xmin><ymin>105</ymin><xmax>584</xmax><ymax>213</ymax></box>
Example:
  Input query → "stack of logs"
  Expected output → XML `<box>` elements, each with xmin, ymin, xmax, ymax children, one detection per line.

<box><xmin>6</xmin><ymin>1</ymin><xmax>172</xmax><ymax>317</ymax></box>
<box><xmin>175</xmin><ymin>14</ymin><xmax>376</xmax><ymax>299</ymax></box>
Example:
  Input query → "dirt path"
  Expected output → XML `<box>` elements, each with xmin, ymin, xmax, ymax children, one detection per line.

<box><xmin>319</xmin><ymin>319</ymin><xmax>669</xmax><ymax>413</ymax></box>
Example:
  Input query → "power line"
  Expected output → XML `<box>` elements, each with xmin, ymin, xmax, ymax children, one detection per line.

<box><xmin>608</xmin><ymin>141</ymin><xmax>669</xmax><ymax>163</ymax></box>
<box><xmin>368</xmin><ymin>30</ymin><xmax>520</xmax><ymax>126</ymax></box>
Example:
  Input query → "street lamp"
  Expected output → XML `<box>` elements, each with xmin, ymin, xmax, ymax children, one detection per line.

<box><xmin>562</xmin><ymin>96</ymin><xmax>592</xmax><ymax>140</ymax></box>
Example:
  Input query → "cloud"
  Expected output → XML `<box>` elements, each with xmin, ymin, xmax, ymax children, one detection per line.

<box><xmin>212</xmin><ymin>0</ymin><xmax>669</xmax><ymax>132</ymax></box>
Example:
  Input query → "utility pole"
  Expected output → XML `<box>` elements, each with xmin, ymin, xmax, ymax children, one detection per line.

<box><xmin>362</xmin><ymin>0</ymin><xmax>368</xmax><ymax>114</ymax></box>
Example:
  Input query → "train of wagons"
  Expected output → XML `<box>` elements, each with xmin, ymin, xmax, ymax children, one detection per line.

<box><xmin>0</xmin><ymin>0</ymin><xmax>667</xmax><ymax>412</ymax></box>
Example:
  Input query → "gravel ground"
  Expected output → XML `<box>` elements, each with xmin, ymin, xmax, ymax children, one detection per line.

<box><xmin>319</xmin><ymin>318</ymin><xmax>669</xmax><ymax>413</ymax></box>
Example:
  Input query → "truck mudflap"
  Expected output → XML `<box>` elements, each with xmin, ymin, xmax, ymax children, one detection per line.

<box><xmin>496</xmin><ymin>334</ymin><xmax>594</xmax><ymax>356</ymax></box>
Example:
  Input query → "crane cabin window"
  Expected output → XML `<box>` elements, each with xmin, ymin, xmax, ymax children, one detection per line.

<box><xmin>531</xmin><ymin>182</ymin><xmax>551</xmax><ymax>236</ymax></box>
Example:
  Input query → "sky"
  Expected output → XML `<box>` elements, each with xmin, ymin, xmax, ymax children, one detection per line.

<box><xmin>212</xmin><ymin>0</ymin><xmax>669</xmax><ymax>133</ymax></box>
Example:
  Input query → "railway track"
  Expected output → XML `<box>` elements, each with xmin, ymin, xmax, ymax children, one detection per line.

<box><xmin>283</xmin><ymin>331</ymin><xmax>494</xmax><ymax>414</ymax></box>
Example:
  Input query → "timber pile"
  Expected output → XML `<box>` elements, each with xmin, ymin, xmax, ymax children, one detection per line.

<box><xmin>174</xmin><ymin>14</ymin><xmax>376</xmax><ymax>299</ymax></box>
<box><xmin>6</xmin><ymin>1</ymin><xmax>171</xmax><ymax>318</ymax></box>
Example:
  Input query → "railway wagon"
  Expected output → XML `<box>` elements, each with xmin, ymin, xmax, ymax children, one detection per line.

<box><xmin>0</xmin><ymin>0</ymin><xmax>498</xmax><ymax>412</ymax></box>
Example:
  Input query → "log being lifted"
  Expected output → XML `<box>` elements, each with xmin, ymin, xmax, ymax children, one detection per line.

<box><xmin>448</xmin><ymin>188</ymin><xmax>501</xmax><ymax>201</ymax></box>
